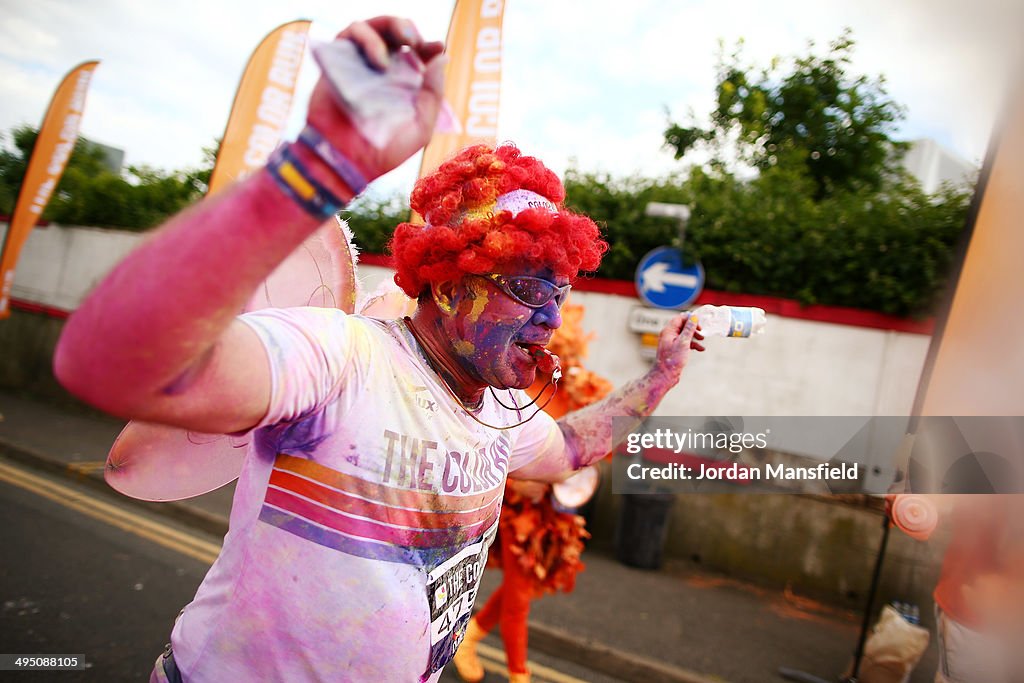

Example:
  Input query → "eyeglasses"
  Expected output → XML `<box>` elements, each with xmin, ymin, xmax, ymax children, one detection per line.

<box><xmin>480</xmin><ymin>273</ymin><xmax>571</xmax><ymax>309</ymax></box>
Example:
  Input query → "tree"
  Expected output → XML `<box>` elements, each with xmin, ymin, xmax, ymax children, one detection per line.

<box><xmin>339</xmin><ymin>159</ymin><xmax>970</xmax><ymax>316</ymax></box>
<box><xmin>0</xmin><ymin>126</ymin><xmax>47</xmax><ymax>216</ymax></box>
<box><xmin>0</xmin><ymin>125</ymin><xmax>212</xmax><ymax>230</ymax></box>
<box><xmin>561</xmin><ymin>169</ymin><xmax>687</xmax><ymax>280</ymax></box>
<box><xmin>664</xmin><ymin>30</ymin><xmax>907</xmax><ymax>199</ymax></box>
<box><xmin>653</xmin><ymin>31</ymin><xmax>973</xmax><ymax>316</ymax></box>
<box><xmin>674</xmin><ymin>162</ymin><xmax>971</xmax><ymax>315</ymax></box>
<box><xmin>343</xmin><ymin>191</ymin><xmax>413</xmax><ymax>254</ymax></box>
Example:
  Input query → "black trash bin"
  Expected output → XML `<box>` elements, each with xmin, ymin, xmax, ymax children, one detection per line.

<box><xmin>614</xmin><ymin>493</ymin><xmax>676</xmax><ymax>569</ymax></box>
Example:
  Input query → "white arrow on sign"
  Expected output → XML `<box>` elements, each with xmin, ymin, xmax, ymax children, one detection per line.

<box><xmin>640</xmin><ymin>261</ymin><xmax>699</xmax><ymax>293</ymax></box>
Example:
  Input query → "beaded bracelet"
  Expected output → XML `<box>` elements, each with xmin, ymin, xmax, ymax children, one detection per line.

<box><xmin>296</xmin><ymin>126</ymin><xmax>369</xmax><ymax>197</ymax></box>
<box><xmin>266</xmin><ymin>144</ymin><xmax>345</xmax><ymax>220</ymax></box>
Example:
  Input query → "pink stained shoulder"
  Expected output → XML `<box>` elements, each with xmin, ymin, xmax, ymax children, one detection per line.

<box><xmin>105</xmin><ymin>219</ymin><xmax>359</xmax><ymax>501</ymax></box>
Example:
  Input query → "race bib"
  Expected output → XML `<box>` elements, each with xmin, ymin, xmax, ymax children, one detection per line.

<box><xmin>423</xmin><ymin>523</ymin><xmax>497</xmax><ymax>678</ymax></box>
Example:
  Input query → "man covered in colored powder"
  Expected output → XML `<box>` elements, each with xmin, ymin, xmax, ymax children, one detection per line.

<box><xmin>54</xmin><ymin>16</ymin><xmax>704</xmax><ymax>683</ymax></box>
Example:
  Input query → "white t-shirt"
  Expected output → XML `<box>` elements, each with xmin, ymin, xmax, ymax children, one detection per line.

<box><xmin>169</xmin><ymin>309</ymin><xmax>565</xmax><ymax>682</ymax></box>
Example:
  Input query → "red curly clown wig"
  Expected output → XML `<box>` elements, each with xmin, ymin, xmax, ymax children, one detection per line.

<box><xmin>388</xmin><ymin>143</ymin><xmax>608</xmax><ymax>298</ymax></box>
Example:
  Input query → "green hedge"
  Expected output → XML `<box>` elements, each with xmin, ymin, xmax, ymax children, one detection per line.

<box><xmin>344</xmin><ymin>165</ymin><xmax>972</xmax><ymax>318</ymax></box>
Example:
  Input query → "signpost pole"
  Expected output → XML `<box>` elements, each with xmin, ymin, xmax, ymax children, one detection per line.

<box><xmin>635</xmin><ymin>203</ymin><xmax>703</xmax><ymax>311</ymax></box>
<box><xmin>645</xmin><ymin>202</ymin><xmax>691</xmax><ymax>250</ymax></box>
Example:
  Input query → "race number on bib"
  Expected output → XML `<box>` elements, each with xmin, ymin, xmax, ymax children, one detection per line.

<box><xmin>424</xmin><ymin>524</ymin><xmax>496</xmax><ymax>677</ymax></box>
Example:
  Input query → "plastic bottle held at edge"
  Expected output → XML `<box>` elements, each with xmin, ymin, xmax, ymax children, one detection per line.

<box><xmin>690</xmin><ymin>304</ymin><xmax>766</xmax><ymax>338</ymax></box>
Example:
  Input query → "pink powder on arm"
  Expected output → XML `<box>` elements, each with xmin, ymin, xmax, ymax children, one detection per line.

<box><xmin>54</xmin><ymin>168</ymin><xmax>325</xmax><ymax>425</ymax></box>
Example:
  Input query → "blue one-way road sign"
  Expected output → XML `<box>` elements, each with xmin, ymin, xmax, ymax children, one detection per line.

<box><xmin>635</xmin><ymin>246</ymin><xmax>704</xmax><ymax>309</ymax></box>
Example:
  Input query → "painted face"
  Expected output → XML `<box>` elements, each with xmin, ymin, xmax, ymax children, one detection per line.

<box><xmin>437</xmin><ymin>262</ymin><xmax>569</xmax><ymax>391</ymax></box>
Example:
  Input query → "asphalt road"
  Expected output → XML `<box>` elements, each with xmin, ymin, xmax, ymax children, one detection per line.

<box><xmin>0</xmin><ymin>461</ymin><xmax>211</xmax><ymax>681</ymax></box>
<box><xmin>0</xmin><ymin>459</ymin><xmax>623</xmax><ymax>683</ymax></box>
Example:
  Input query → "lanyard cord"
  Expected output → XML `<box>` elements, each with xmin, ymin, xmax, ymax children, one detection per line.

<box><xmin>490</xmin><ymin>380</ymin><xmax>555</xmax><ymax>412</ymax></box>
<box><xmin>402</xmin><ymin>317</ymin><xmax>559</xmax><ymax>431</ymax></box>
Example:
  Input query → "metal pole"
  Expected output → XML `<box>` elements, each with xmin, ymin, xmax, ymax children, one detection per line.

<box><xmin>847</xmin><ymin>513</ymin><xmax>892</xmax><ymax>682</ymax></box>
<box><xmin>645</xmin><ymin>202</ymin><xmax>690</xmax><ymax>250</ymax></box>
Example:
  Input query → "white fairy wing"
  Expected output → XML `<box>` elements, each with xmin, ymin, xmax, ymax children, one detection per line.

<box><xmin>105</xmin><ymin>422</ymin><xmax>248</xmax><ymax>502</ymax></box>
<box><xmin>357</xmin><ymin>279</ymin><xmax>417</xmax><ymax>319</ymax></box>
<box><xmin>246</xmin><ymin>218</ymin><xmax>358</xmax><ymax>313</ymax></box>
<box><xmin>106</xmin><ymin>218</ymin><xmax>359</xmax><ymax>501</ymax></box>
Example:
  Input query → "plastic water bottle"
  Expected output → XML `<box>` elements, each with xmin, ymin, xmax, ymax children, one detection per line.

<box><xmin>689</xmin><ymin>305</ymin><xmax>766</xmax><ymax>338</ymax></box>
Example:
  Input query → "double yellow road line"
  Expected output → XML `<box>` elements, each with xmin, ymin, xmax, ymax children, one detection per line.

<box><xmin>0</xmin><ymin>459</ymin><xmax>221</xmax><ymax>565</ymax></box>
<box><xmin>473</xmin><ymin>641</ymin><xmax>591</xmax><ymax>683</ymax></box>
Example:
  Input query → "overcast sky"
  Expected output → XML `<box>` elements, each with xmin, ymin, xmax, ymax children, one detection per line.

<box><xmin>1</xmin><ymin>0</ymin><xmax>1021</xmax><ymax>197</ymax></box>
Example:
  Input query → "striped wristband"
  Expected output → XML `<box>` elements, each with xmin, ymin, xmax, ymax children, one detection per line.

<box><xmin>266</xmin><ymin>144</ymin><xmax>345</xmax><ymax>220</ymax></box>
<box><xmin>297</xmin><ymin>126</ymin><xmax>369</xmax><ymax>197</ymax></box>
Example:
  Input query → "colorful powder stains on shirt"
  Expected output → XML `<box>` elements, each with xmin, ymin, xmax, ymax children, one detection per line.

<box><xmin>168</xmin><ymin>310</ymin><xmax>564</xmax><ymax>682</ymax></box>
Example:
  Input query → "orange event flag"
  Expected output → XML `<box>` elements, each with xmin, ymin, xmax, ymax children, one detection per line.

<box><xmin>0</xmin><ymin>60</ymin><xmax>99</xmax><ymax>319</ymax></box>
<box><xmin>207</xmin><ymin>19</ymin><xmax>312</xmax><ymax>195</ymax></box>
<box><xmin>416</xmin><ymin>0</ymin><xmax>506</xmax><ymax>207</ymax></box>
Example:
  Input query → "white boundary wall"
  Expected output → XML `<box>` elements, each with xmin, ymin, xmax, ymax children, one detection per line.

<box><xmin>355</xmin><ymin>264</ymin><xmax>930</xmax><ymax>417</ymax></box>
<box><xmin>4</xmin><ymin>222</ymin><xmax>931</xmax><ymax>417</ymax></box>
<box><xmin>3</xmin><ymin>222</ymin><xmax>145</xmax><ymax>312</ymax></box>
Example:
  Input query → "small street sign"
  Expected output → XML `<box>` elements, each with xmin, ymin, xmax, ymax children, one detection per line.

<box><xmin>635</xmin><ymin>246</ymin><xmax>704</xmax><ymax>309</ymax></box>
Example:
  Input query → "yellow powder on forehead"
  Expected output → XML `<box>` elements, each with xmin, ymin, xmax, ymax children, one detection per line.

<box><xmin>454</xmin><ymin>340</ymin><xmax>475</xmax><ymax>357</ymax></box>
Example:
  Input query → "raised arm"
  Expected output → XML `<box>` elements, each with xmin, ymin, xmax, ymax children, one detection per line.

<box><xmin>513</xmin><ymin>313</ymin><xmax>703</xmax><ymax>481</ymax></box>
<box><xmin>54</xmin><ymin>17</ymin><xmax>445</xmax><ymax>434</ymax></box>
